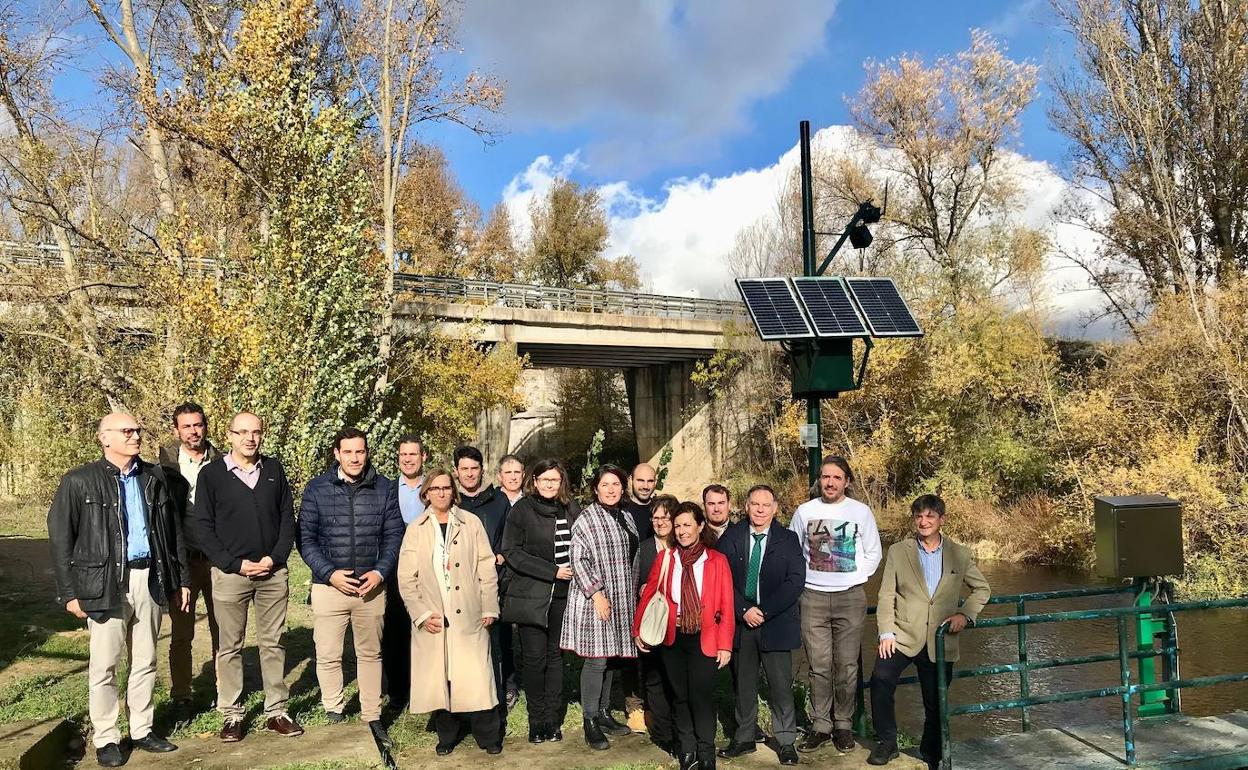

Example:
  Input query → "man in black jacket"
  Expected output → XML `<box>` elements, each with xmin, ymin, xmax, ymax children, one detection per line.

<box><xmin>717</xmin><ymin>485</ymin><xmax>805</xmax><ymax>766</ymax></box>
<box><xmin>48</xmin><ymin>412</ymin><xmax>189</xmax><ymax>767</ymax></box>
<box><xmin>194</xmin><ymin>411</ymin><xmax>302</xmax><ymax>742</ymax></box>
<box><xmin>158</xmin><ymin>401</ymin><xmax>222</xmax><ymax>705</ymax></box>
<box><xmin>299</xmin><ymin>427</ymin><xmax>403</xmax><ymax>746</ymax></box>
<box><xmin>454</xmin><ymin>445</ymin><xmax>513</xmax><ymax>722</ymax></box>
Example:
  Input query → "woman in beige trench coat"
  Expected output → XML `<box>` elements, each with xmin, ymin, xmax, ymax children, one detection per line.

<box><xmin>397</xmin><ymin>469</ymin><xmax>502</xmax><ymax>755</ymax></box>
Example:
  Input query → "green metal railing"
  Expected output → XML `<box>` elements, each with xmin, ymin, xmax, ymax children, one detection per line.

<box><xmin>853</xmin><ymin>583</ymin><xmax>1140</xmax><ymax>735</ymax></box>
<box><xmin>933</xmin><ymin>595</ymin><xmax>1248</xmax><ymax>769</ymax></box>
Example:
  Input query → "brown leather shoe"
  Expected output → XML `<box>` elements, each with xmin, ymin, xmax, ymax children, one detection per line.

<box><xmin>266</xmin><ymin>714</ymin><xmax>305</xmax><ymax>737</ymax></box>
<box><xmin>220</xmin><ymin>719</ymin><xmax>244</xmax><ymax>742</ymax></box>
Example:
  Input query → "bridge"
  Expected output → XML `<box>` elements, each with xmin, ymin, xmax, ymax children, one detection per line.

<box><xmin>2</xmin><ymin>242</ymin><xmax>753</xmax><ymax>493</ymax></box>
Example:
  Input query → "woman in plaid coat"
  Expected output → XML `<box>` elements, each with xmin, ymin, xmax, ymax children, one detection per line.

<box><xmin>560</xmin><ymin>465</ymin><xmax>639</xmax><ymax>750</ymax></box>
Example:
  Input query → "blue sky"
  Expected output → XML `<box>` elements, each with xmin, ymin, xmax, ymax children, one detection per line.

<box><xmin>427</xmin><ymin>0</ymin><xmax>1067</xmax><ymax>211</ymax></box>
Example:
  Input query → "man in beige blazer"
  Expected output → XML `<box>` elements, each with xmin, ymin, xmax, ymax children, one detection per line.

<box><xmin>868</xmin><ymin>494</ymin><xmax>990</xmax><ymax>768</ymax></box>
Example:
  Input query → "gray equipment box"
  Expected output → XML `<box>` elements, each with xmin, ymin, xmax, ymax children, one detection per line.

<box><xmin>1094</xmin><ymin>495</ymin><xmax>1184</xmax><ymax>578</ymax></box>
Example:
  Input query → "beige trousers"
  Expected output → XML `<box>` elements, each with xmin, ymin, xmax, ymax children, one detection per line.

<box><xmin>168</xmin><ymin>553</ymin><xmax>218</xmax><ymax>698</ymax></box>
<box><xmin>87</xmin><ymin>567</ymin><xmax>163</xmax><ymax>747</ymax></box>
<box><xmin>211</xmin><ymin>567</ymin><xmax>290</xmax><ymax>720</ymax></box>
<box><xmin>311</xmin><ymin>583</ymin><xmax>387</xmax><ymax>721</ymax></box>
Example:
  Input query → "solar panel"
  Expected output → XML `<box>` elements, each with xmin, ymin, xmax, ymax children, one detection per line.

<box><xmin>845</xmin><ymin>277</ymin><xmax>923</xmax><ymax>337</ymax></box>
<box><xmin>792</xmin><ymin>277</ymin><xmax>867</xmax><ymax>338</ymax></box>
<box><xmin>735</xmin><ymin>278</ymin><xmax>814</xmax><ymax>340</ymax></box>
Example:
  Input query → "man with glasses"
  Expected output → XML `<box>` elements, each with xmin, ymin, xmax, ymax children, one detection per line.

<box><xmin>158</xmin><ymin>402</ymin><xmax>222</xmax><ymax>707</ymax></box>
<box><xmin>48</xmin><ymin>413</ymin><xmax>190</xmax><ymax>767</ymax></box>
<box><xmin>194</xmin><ymin>412</ymin><xmax>302</xmax><ymax>742</ymax></box>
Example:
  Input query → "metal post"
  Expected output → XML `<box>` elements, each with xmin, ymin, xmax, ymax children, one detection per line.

<box><xmin>1160</xmin><ymin>580</ymin><xmax>1182</xmax><ymax>714</ymax></box>
<box><xmin>1117</xmin><ymin>616</ymin><xmax>1137</xmax><ymax>766</ymax></box>
<box><xmin>1134</xmin><ymin>579</ymin><xmax>1167</xmax><ymax>716</ymax></box>
<box><xmin>1017</xmin><ymin>598</ymin><xmax>1030</xmax><ymax>731</ymax></box>
<box><xmin>799</xmin><ymin>120</ymin><xmax>821</xmax><ymax>488</ymax></box>
<box><xmin>936</xmin><ymin>624</ymin><xmax>952</xmax><ymax>769</ymax></box>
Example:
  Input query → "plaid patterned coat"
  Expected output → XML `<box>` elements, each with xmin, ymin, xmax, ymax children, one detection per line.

<box><xmin>559</xmin><ymin>502</ymin><xmax>639</xmax><ymax>659</ymax></box>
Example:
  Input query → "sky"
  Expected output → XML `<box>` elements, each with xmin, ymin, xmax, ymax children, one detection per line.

<box><xmin>46</xmin><ymin>0</ymin><xmax>1110</xmax><ymax>335</ymax></box>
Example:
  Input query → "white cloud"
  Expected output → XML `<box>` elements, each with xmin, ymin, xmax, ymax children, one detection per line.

<box><xmin>501</xmin><ymin>125</ymin><xmax>1119</xmax><ymax>338</ymax></box>
<box><xmin>458</xmin><ymin>0</ymin><xmax>839</xmax><ymax>173</ymax></box>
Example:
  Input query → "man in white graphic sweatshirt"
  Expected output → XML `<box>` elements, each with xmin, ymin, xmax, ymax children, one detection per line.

<box><xmin>790</xmin><ymin>456</ymin><xmax>882</xmax><ymax>754</ymax></box>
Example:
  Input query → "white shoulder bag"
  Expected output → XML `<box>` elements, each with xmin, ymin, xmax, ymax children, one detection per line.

<box><xmin>637</xmin><ymin>550</ymin><xmax>672</xmax><ymax>646</ymax></box>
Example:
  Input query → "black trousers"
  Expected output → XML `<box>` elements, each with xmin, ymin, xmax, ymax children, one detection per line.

<box><xmin>661</xmin><ymin>632</ymin><xmax>719</xmax><ymax>762</ymax></box>
<box><xmin>641</xmin><ymin>647</ymin><xmax>675</xmax><ymax>745</ymax></box>
<box><xmin>734</xmin><ymin>625</ymin><xmax>797</xmax><ymax>746</ymax></box>
<box><xmin>517</xmin><ymin>594</ymin><xmax>568</xmax><ymax>726</ymax></box>
<box><xmin>869</xmin><ymin>645</ymin><xmax>952</xmax><ymax>760</ymax></box>
<box><xmin>434</xmin><ymin>706</ymin><xmax>501</xmax><ymax>749</ymax></box>
<box><xmin>381</xmin><ymin>581</ymin><xmax>410</xmax><ymax>706</ymax></box>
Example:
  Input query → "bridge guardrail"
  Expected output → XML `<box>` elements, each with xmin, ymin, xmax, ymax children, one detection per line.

<box><xmin>394</xmin><ymin>272</ymin><xmax>746</xmax><ymax>321</ymax></box>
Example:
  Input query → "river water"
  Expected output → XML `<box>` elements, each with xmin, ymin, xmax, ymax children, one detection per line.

<box><xmin>862</xmin><ymin>559</ymin><xmax>1248</xmax><ymax>742</ymax></box>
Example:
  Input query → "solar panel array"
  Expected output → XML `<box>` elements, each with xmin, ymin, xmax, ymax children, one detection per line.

<box><xmin>736</xmin><ymin>276</ymin><xmax>922</xmax><ymax>341</ymax></box>
<box><xmin>735</xmin><ymin>278</ymin><xmax>813</xmax><ymax>340</ymax></box>
<box><xmin>792</xmin><ymin>277</ymin><xmax>867</xmax><ymax>337</ymax></box>
<box><xmin>844</xmin><ymin>277</ymin><xmax>923</xmax><ymax>337</ymax></box>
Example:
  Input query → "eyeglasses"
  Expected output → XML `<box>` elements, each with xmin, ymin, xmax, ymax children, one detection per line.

<box><xmin>651</xmin><ymin>515</ymin><xmax>671</xmax><ymax>522</ymax></box>
<box><xmin>426</xmin><ymin>485</ymin><xmax>453</xmax><ymax>493</ymax></box>
<box><xmin>535</xmin><ymin>477</ymin><xmax>562</xmax><ymax>484</ymax></box>
<box><xmin>105</xmin><ymin>427</ymin><xmax>142</xmax><ymax>438</ymax></box>
<box><xmin>229</xmin><ymin>429</ymin><xmax>263</xmax><ymax>438</ymax></box>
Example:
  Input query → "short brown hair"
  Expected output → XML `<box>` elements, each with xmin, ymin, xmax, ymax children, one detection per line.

<box><xmin>419</xmin><ymin>469</ymin><xmax>460</xmax><ymax>507</ymax></box>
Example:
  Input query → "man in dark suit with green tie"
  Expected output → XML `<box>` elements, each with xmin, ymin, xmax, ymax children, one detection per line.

<box><xmin>717</xmin><ymin>485</ymin><xmax>805</xmax><ymax>766</ymax></box>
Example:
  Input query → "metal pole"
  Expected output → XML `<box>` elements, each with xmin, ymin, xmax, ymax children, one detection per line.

<box><xmin>936</xmin><ymin>624</ymin><xmax>952</xmax><ymax>769</ymax></box>
<box><xmin>799</xmin><ymin>120</ymin><xmax>821</xmax><ymax>488</ymax></box>
<box><xmin>1017</xmin><ymin>598</ymin><xmax>1030</xmax><ymax>731</ymax></box>
<box><xmin>1117</xmin><ymin>616</ymin><xmax>1137</xmax><ymax>766</ymax></box>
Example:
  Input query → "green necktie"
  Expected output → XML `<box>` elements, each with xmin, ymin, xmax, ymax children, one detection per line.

<box><xmin>746</xmin><ymin>532</ymin><xmax>765</xmax><ymax>603</ymax></box>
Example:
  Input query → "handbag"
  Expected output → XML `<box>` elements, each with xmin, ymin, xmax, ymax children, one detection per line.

<box><xmin>637</xmin><ymin>549</ymin><xmax>672</xmax><ymax>646</ymax></box>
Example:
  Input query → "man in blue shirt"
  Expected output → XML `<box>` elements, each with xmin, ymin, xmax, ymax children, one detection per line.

<box><xmin>47</xmin><ymin>412</ymin><xmax>189</xmax><ymax>767</ymax></box>
<box><xmin>383</xmin><ymin>433</ymin><xmax>428</xmax><ymax>710</ymax></box>
<box><xmin>868</xmin><ymin>495</ymin><xmax>990</xmax><ymax>768</ymax></box>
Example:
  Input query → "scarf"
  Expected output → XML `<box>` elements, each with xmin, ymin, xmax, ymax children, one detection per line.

<box><xmin>677</xmin><ymin>541</ymin><xmax>706</xmax><ymax>634</ymax></box>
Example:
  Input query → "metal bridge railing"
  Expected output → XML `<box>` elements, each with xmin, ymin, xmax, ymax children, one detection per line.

<box><xmin>933</xmin><ymin>595</ymin><xmax>1248</xmax><ymax>769</ymax></box>
<box><xmin>393</xmin><ymin>272</ymin><xmax>746</xmax><ymax>321</ymax></box>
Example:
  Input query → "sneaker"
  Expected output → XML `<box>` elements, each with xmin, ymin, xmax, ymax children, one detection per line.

<box><xmin>867</xmin><ymin>742</ymin><xmax>899</xmax><ymax>765</ymax></box>
<box><xmin>797</xmin><ymin>731</ymin><xmax>831</xmax><ymax>752</ymax></box>
<box><xmin>220</xmin><ymin>719</ymin><xmax>244</xmax><ymax>742</ymax></box>
<box><xmin>832</xmin><ymin>730</ymin><xmax>855</xmax><ymax>752</ymax></box>
<box><xmin>131</xmin><ymin>734</ymin><xmax>177</xmax><ymax>753</ymax></box>
<box><xmin>265</xmin><ymin>714</ymin><xmax>305</xmax><ymax>737</ymax></box>
<box><xmin>95</xmin><ymin>743</ymin><xmax>125</xmax><ymax>767</ymax></box>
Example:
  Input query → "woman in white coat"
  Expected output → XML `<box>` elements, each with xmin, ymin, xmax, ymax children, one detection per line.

<box><xmin>397</xmin><ymin>469</ymin><xmax>502</xmax><ymax>756</ymax></box>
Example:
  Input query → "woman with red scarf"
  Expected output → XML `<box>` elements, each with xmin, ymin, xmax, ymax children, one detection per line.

<box><xmin>633</xmin><ymin>501</ymin><xmax>734</xmax><ymax>770</ymax></box>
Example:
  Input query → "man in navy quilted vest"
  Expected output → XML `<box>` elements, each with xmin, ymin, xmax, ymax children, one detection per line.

<box><xmin>298</xmin><ymin>427</ymin><xmax>404</xmax><ymax>746</ymax></box>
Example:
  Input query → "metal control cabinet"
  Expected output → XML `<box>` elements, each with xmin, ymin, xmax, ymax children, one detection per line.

<box><xmin>1094</xmin><ymin>495</ymin><xmax>1184</xmax><ymax>578</ymax></box>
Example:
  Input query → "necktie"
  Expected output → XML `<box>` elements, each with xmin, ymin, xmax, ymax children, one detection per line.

<box><xmin>746</xmin><ymin>532</ymin><xmax>765</xmax><ymax>603</ymax></box>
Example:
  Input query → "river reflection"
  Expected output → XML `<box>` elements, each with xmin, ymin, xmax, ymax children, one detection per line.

<box><xmin>859</xmin><ymin>559</ymin><xmax>1248</xmax><ymax>740</ymax></box>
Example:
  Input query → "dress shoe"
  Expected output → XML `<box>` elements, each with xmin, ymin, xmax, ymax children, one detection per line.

<box><xmin>678</xmin><ymin>752</ymin><xmax>699</xmax><ymax>770</ymax></box>
<box><xmin>699</xmin><ymin>755</ymin><xmax>717</xmax><ymax>770</ymax></box>
<box><xmin>435</xmin><ymin>742</ymin><xmax>456</xmax><ymax>756</ymax></box>
<box><xmin>219</xmin><ymin>719</ymin><xmax>244</xmax><ymax>742</ymax></box>
<box><xmin>595</xmin><ymin>709</ymin><xmax>631</xmax><ymax>737</ymax></box>
<box><xmin>529</xmin><ymin>723</ymin><xmax>547</xmax><ymax>743</ymax></box>
<box><xmin>548</xmin><ymin>723</ymin><xmax>563</xmax><ymax>742</ymax></box>
<box><xmin>131</xmin><ymin>734</ymin><xmax>177</xmax><ymax>753</ymax></box>
<box><xmin>867</xmin><ymin>741</ymin><xmax>899</xmax><ymax>765</ymax></box>
<box><xmin>778</xmin><ymin>744</ymin><xmax>800</xmax><ymax>765</ymax></box>
<box><xmin>266</xmin><ymin>714</ymin><xmax>305</xmax><ymax>737</ymax></box>
<box><xmin>486</xmin><ymin>744</ymin><xmax>504</xmax><ymax>755</ymax></box>
<box><xmin>797</xmin><ymin>731</ymin><xmax>831</xmax><ymax>752</ymax></box>
<box><xmin>755</xmin><ymin>726</ymin><xmax>768</xmax><ymax>742</ymax></box>
<box><xmin>326</xmin><ymin>711</ymin><xmax>346</xmax><ymax>724</ymax></box>
<box><xmin>95</xmin><ymin>743</ymin><xmax>125</xmax><ymax>767</ymax></box>
<box><xmin>653</xmin><ymin>739</ymin><xmax>678</xmax><ymax>759</ymax></box>
<box><xmin>718</xmin><ymin>740</ymin><xmax>757</xmax><ymax>758</ymax></box>
<box><xmin>583</xmin><ymin>717</ymin><xmax>609</xmax><ymax>750</ymax></box>
<box><xmin>369</xmin><ymin>720</ymin><xmax>393</xmax><ymax>749</ymax></box>
<box><xmin>832</xmin><ymin>729</ymin><xmax>855</xmax><ymax>752</ymax></box>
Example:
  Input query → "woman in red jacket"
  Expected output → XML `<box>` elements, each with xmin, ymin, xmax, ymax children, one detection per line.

<box><xmin>634</xmin><ymin>501</ymin><xmax>734</xmax><ymax>770</ymax></box>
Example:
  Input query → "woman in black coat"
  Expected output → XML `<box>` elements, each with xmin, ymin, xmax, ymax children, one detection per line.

<box><xmin>634</xmin><ymin>494</ymin><xmax>679</xmax><ymax>757</ymax></box>
<box><xmin>501</xmin><ymin>458</ymin><xmax>578</xmax><ymax>743</ymax></box>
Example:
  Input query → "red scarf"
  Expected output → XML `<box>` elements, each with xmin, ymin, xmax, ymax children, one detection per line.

<box><xmin>677</xmin><ymin>542</ymin><xmax>706</xmax><ymax>634</ymax></box>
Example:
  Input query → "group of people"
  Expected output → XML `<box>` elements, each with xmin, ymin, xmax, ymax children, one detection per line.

<box><xmin>48</xmin><ymin>404</ymin><xmax>991</xmax><ymax>770</ymax></box>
